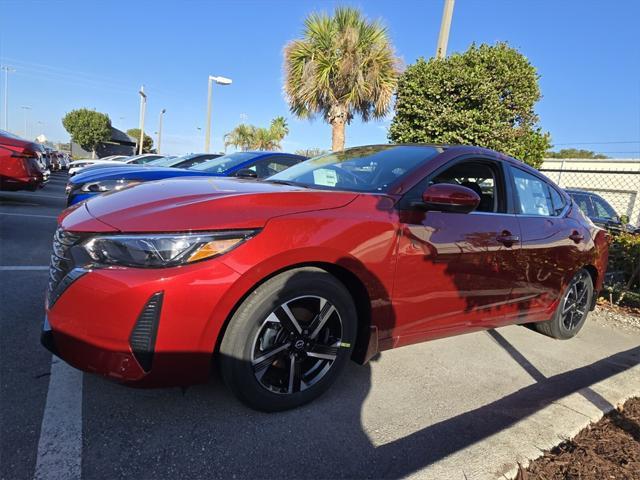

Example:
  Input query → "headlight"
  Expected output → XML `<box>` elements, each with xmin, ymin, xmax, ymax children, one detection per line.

<box><xmin>82</xmin><ymin>231</ymin><xmax>257</xmax><ymax>268</ymax></box>
<box><xmin>80</xmin><ymin>179</ymin><xmax>140</xmax><ymax>193</ymax></box>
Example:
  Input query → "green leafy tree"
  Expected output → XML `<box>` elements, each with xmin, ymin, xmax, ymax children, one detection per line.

<box><xmin>126</xmin><ymin>128</ymin><xmax>154</xmax><ymax>153</ymax></box>
<box><xmin>284</xmin><ymin>7</ymin><xmax>401</xmax><ymax>151</ymax></box>
<box><xmin>389</xmin><ymin>42</ymin><xmax>551</xmax><ymax>168</ymax></box>
<box><xmin>546</xmin><ymin>148</ymin><xmax>608</xmax><ymax>159</ymax></box>
<box><xmin>62</xmin><ymin>108</ymin><xmax>112</xmax><ymax>159</ymax></box>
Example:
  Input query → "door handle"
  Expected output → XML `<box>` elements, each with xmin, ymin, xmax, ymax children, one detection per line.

<box><xmin>569</xmin><ymin>231</ymin><xmax>584</xmax><ymax>243</ymax></box>
<box><xmin>496</xmin><ymin>231</ymin><xmax>520</xmax><ymax>247</ymax></box>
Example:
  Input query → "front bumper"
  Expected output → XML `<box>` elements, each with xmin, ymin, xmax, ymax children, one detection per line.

<box><xmin>44</xmin><ymin>260</ymin><xmax>241</xmax><ymax>387</ymax></box>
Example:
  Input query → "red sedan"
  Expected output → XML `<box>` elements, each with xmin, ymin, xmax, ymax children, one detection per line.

<box><xmin>42</xmin><ymin>145</ymin><xmax>609</xmax><ymax>411</ymax></box>
<box><xmin>0</xmin><ymin>129</ymin><xmax>49</xmax><ymax>191</ymax></box>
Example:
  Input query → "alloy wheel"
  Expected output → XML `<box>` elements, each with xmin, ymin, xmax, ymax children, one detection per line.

<box><xmin>560</xmin><ymin>271</ymin><xmax>591</xmax><ymax>331</ymax></box>
<box><xmin>250</xmin><ymin>295</ymin><xmax>343</xmax><ymax>395</ymax></box>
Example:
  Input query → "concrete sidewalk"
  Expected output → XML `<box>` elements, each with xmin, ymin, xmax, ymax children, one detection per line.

<box><xmin>363</xmin><ymin>317</ymin><xmax>640</xmax><ymax>479</ymax></box>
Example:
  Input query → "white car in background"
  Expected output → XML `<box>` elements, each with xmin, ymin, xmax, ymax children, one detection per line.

<box><xmin>71</xmin><ymin>154</ymin><xmax>166</xmax><ymax>176</ymax></box>
<box><xmin>67</xmin><ymin>155</ymin><xmax>128</xmax><ymax>176</ymax></box>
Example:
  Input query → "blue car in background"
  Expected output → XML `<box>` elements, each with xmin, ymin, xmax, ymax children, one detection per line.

<box><xmin>65</xmin><ymin>151</ymin><xmax>307</xmax><ymax>206</ymax></box>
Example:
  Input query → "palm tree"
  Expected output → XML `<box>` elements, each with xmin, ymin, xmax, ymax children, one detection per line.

<box><xmin>284</xmin><ymin>7</ymin><xmax>401</xmax><ymax>151</ymax></box>
<box><xmin>223</xmin><ymin>124</ymin><xmax>255</xmax><ymax>151</ymax></box>
<box><xmin>269</xmin><ymin>116</ymin><xmax>289</xmax><ymax>144</ymax></box>
<box><xmin>252</xmin><ymin>127</ymin><xmax>280</xmax><ymax>151</ymax></box>
<box><xmin>224</xmin><ymin>117</ymin><xmax>290</xmax><ymax>152</ymax></box>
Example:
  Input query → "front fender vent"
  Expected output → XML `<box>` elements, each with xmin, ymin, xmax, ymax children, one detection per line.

<box><xmin>129</xmin><ymin>292</ymin><xmax>163</xmax><ymax>372</ymax></box>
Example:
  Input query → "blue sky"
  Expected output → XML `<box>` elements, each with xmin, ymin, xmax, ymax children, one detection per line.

<box><xmin>1</xmin><ymin>0</ymin><xmax>639</xmax><ymax>157</ymax></box>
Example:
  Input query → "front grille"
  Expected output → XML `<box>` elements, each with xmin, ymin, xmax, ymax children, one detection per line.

<box><xmin>47</xmin><ymin>228</ymin><xmax>85</xmax><ymax>308</ymax></box>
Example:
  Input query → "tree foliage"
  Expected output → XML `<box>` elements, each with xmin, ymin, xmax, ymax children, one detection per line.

<box><xmin>389</xmin><ymin>43</ymin><xmax>550</xmax><ymax>168</ymax></box>
<box><xmin>224</xmin><ymin>118</ymin><xmax>289</xmax><ymax>151</ymax></box>
<box><xmin>126</xmin><ymin>128</ymin><xmax>154</xmax><ymax>153</ymax></box>
<box><xmin>546</xmin><ymin>148</ymin><xmax>608</xmax><ymax>159</ymax></box>
<box><xmin>284</xmin><ymin>7</ymin><xmax>401</xmax><ymax>151</ymax></box>
<box><xmin>62</xmin><ymin>108</ymin><xmax>112</xmax><ymax>158</ymax></box>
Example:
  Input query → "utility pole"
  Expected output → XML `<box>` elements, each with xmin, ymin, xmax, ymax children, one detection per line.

<box><xmin>21</xmin><ymin>105</ymin><xmax>32</xmax><ymax>139</ymax></box>
<box><xmin>138</xmin><ymin>86</ymin><xmax>147</xmax><ymax>155</ymax></box>
<box><xmin>157</xmin><ymin>108</ymin><xmax>166</xmax><ymax>154</ymax></box>
<box><xmin>204</xmin><ymin>75</ymin><xmax>232</xmax><ymax>153</ymax></box>
<box><xmin>2</xmin><ymin>66</ymin><xmax>16</xmax><ymax>131</ymax></box>
<box><xmin>435</xmin><ymin>0</ymin><xmax>455</xmax><ymax>59</ymax></box>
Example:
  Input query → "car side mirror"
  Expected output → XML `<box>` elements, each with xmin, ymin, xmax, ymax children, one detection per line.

<box><xmin>420</xmin><ymin>184</ymin><xmax>480</xmax><ymax>214</ymax></box>
<box><xmin>235</xmin><ymin>168</ymin><xmax>258</xmax><ymax>179</ymax></box>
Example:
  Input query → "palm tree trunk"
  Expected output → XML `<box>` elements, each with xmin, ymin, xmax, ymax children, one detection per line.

<box><xmin>331</xmin><ymin>117</ymin><xmax>346</xmax><ymax>151</ymax></box>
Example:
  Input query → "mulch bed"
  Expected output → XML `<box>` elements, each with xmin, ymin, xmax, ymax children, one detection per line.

<box><xmin>517</xmin><ymin>397</ymin><xmax>640</xmax><ymax>479</ymax></box>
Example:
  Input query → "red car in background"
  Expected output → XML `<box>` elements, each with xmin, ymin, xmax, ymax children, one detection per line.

<box><xmin>0</xmin><ymin>129</ymin><xmax>50</xmax><ymax>191</ymax></box>
<box><xmin>42</xmin><ymin>145</ymin><xmax>609</xmax><ymax>411</ymax></box>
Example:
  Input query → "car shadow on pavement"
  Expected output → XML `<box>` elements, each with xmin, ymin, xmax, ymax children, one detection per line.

<box><xmin>82</xmin><ymin>342</ymin><xmax>639</xmax><ymax>479</ymax></box>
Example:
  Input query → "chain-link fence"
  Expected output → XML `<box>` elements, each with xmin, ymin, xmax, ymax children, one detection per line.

<box><xmin>540</xmin><ymin>167</ymin><xmax>640</xmax><ymax>226</ymax></box>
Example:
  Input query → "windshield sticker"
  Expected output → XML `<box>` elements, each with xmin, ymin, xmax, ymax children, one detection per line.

<box><xmin>313</xmin><ymin>168</ymin><xmax>338</xmax><ymax>187</ymax></box>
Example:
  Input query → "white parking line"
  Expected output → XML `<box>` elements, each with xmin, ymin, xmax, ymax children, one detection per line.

<box><xmin>0</xmin><ymin>266</ymin><xmax>50</xmax><ymax>271</ymax></box>
<box><xmin>0</xmin><ymin>193</ymin><xmax>62</xmax><ymax>199</ymax></box>
<box><xmin>34</xmin><ymin>358</ymin><xmax>83</xmax><ymax>480</ymax></box>
<box><xmin>0</xmin><ymin>212</ymin><xmax>58</xmax><ymax>219</ymax></box>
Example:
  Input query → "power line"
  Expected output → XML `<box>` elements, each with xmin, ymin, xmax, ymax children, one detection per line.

<box><xmin>553</xmin><ymin>141</ymin><xmax>640</xmax><ymax>146</ymax></box>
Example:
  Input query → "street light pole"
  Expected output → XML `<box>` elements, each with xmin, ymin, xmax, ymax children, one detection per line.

<box><xmin>435</xmin><ymin>0</ymin><xmax>455</xmax><ymax>59</ymax></box>
<box><xmin>204</xmin><ymin>75</ymin><xmax>232</xmax><ymax>153</ymax></box>
<box><xmin>138</xmin><ymin>86</ymin><xmax>147</xmax><ymax>155</ymax></box>
<box><xmin>21</xmin><ymin>105</ymin><xmax>31</xmax><ymax>139</ymax></box>
<box><xmin>157</xmin><ymin>108</ymin><xmax>166</xmax><ymax>154</ymax></box>
<box><xmin>2</xmin><ymin>66</ymin><xmax>16</xmax><ymax>131</ymax></box>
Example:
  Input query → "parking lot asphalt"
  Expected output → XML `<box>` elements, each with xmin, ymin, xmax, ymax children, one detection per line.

<box><xmin>1</xmin><ymin>172</ymin><xmax>639</xmax><ymax>480</ymax></box>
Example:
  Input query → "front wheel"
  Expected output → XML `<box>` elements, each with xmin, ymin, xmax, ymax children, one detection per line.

<box><xmin>535</xmin><ymin>268</ymin><xmax>594</xmax><ymax>339</ymax></box>
<box><xmin>219</xmin><ymin>267</ymin><xmax>356</xmax><ymax>411</ymax></box>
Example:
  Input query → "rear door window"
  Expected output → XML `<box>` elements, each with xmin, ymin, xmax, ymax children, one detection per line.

<box><xmin>510</xmin><ymin>167</ymin><xmax>554</xmax><ymax>216</ymax></box>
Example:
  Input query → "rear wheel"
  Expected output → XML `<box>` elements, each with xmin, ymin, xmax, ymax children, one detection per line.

<box><xmin>535</xmin><ymin>268</ymin><xmax>593</xmax><ymax>339</ymax></box>
<box><xmin>219</xmin><ymin>267</ymin><xmax>356</xmax><ymax>411</ymax></box>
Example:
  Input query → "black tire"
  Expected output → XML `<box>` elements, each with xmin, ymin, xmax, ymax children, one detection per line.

<box><xmin>535</xmin><ymin>268</ymin><xmax>594</xmax><ymax>339</ymax></box>
<box><xmin>219</xmin><ymin>267</ymin><xmax>357</xmax><ymax>412</ymax></box>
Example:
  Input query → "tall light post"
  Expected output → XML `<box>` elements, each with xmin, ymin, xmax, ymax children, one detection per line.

<box><xmin>138</xmin><ymin>86</ymin><xmax>147</xmax><ymax>155</ymax></box>
<box><xmin>204</xmin><ymin>75</ymin><xmax>232</xmax><ymax>153</ymax></box>
<box><xmin>435</xmin><ymin>0</ymin><xmax>455</xmax><ymax>59</ymax></box>
<box><xmin>21</xmin><ymin>105</ymin><xmax>32</xmax><ymax>139</ymax></box>
<box><xmin>157</xmin><ymin>108</ymin><xmax>166</xmax><ymax>154</ymax></box>
<box><xmin>2</xmin><ymin>65</ymin><xmax>16</xmax><ymax>131</ymax></box>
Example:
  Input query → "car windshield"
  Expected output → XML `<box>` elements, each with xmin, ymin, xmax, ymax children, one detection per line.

<box><xmin>124</xmin><ymin>155</ymin><xmax>149</xmax><ymax>163</ymax></box>
<box><xmin>265</xmin><ymin>145</ymin><xmax>442</xmax><ymax>192</ymax></box>
<box><xmin>146</xmin><ymin>156</ymin><xmax>182</xmax><ymax>167</ymax></box>
<box><xmin>189</xmin><ymin>152</ymin><xmax>260</xmax><ymax>173</ymax></box>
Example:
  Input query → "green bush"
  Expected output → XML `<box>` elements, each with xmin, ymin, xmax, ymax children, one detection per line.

<box><xmin>605</xmin><ymin>232</ymin><xmax>640</xmax><ymax>305</ymax></box>
<box><xmin>389</xmin><ymin>42</ymin><xmax>550</xmax><ymax>168</ymax></box>
<box><xmin>609</xmin><ymin>233</ymin><xmax>640</xmax><ymax>285</ymax></box>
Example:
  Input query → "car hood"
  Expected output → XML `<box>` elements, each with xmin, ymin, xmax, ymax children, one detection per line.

<box><xmin>63</xmin><ymin>176</ymin><xmax>358</xmax><ymax>232</ymax></box>
<box><xmin>70</xmin><ymin>166</ymin><xmax>198</xmax><ymax>184</ymax></box>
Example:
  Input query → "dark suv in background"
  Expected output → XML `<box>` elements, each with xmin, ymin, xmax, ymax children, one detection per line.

<box><xmin>566</xmin><ymin>189</ymin><xmax>638</xmax><ymax>234</ymax></box>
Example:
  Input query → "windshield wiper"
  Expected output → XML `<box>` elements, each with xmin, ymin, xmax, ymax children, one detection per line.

<box><xmin>264</xmin><ymin>179</ymin><xmax>309</xmax><ymax>188</ymax></box>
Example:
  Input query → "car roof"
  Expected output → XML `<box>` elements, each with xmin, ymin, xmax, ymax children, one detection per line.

<box><xmin>565</xmin><ymin>188</ymin><xmax>593</xmax><ymax>194</ymax></box>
